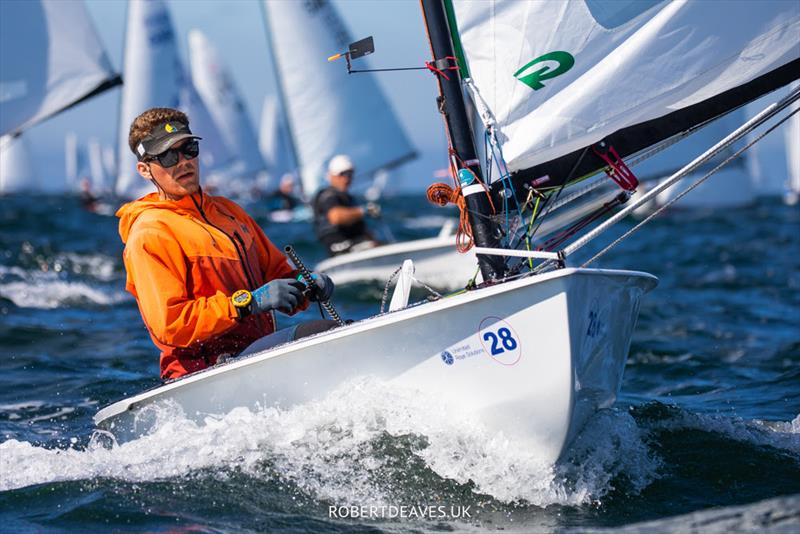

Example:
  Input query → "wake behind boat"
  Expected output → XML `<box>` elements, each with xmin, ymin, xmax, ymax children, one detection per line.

<box><xmin>95</xmin><ymin>267</ymin><xmax>656</xmax><ymax>464</ymax></box>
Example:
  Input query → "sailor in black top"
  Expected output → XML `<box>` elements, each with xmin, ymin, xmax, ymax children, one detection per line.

<box><xmin>266</xmin><ymin>173</ymin><xmax>301</xmax><ymax>211</ymax></box>
<box><xmin>312</xmin><ymin>155</ymin><xmax>380</xmax><ymax>256</ymax></box>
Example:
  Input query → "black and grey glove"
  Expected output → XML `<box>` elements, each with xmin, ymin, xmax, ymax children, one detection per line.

<box><xmin>251</xmin><ymin>278</ymin><xmax>304</xmax><ymax>314</ymax></box>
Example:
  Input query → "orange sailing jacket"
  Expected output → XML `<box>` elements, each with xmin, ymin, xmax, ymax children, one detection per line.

<box><xmin>117</xmin><ymin>190</ymin><xmax>304</xmax><ymax>380</ymax></box>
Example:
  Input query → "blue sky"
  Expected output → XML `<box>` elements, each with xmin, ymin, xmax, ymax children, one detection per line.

<box><xmin>22</xmin><ymin>0</ymin><xmax>448</xmax><ymax>193</ymax></box>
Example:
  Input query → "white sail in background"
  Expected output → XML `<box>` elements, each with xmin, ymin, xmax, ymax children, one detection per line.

<box><xmin>0</xmin><ymin>0</ymin><xmax>119</xmax><ymax>137</ymax></box>
<box><xmin>179</xmin><ymin>77</ymin><xmax>235</xmax><ymax>175</ymax></box>
<box><xmin>64</xmin><ymin>132</ymin><xmax>83</xmax><ymax>191</ymax></box>
<box><xmin>785</xmin><ymin>82</ymin><xmax>800</xmax><ymax>205</ymax></box>
<box><xmin>187</xmin><ymin>30</ymin><xmax>266</xmax><ymax>181</ymax></box>
<box><xmin>258</xmin><ymin>94</ymin><xmax>294</xmax><ymax>181</ymax></box>
<box><xmin>744</xmin><ymin>83</ymin><xmax>800</xmax><ymax>202</ymax></box>
<box><xmin>87</xmin><ymin>137</ymin><xmax>109</xmax><ymax>195</ymax></box>
<box><xmin>632</xmin><ymin>109</ymin><xmax>754</xmax><ymax>208</ymax></box>
<box><xmin>262</xmin><ymin>0</ymin><xmax>416</xmax><ymax>194</ymax></box>
<box><xmin>115</xmin><ymin>0</ymin><xmax>184</xmax><ymax>199</ymax></box>
<box><xmin>0</xmin><ymin>135</ymin><xmax>39</xmax><ymax>194</ymax></box>
<box><xmin>452</xmin><ymin>0</ymin><xmax>800</xmax><ymax>180</ymax></box>
<box><xmin>102</xmin><ymin>144</ymin><xmax>116</xmax><ymax>185</ymax></box>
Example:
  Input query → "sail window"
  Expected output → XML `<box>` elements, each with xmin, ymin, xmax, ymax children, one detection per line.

<box><xmin>584</xmin><ymin>0</ymin><xmax>664</xmax><ymax>29</ymax></box>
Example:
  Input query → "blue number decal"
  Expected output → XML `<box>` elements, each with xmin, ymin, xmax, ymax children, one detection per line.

<box><xmin>498</xmin><ymin>328</ymin><xmax>517</xmax><ymax>350</ymax></box>
<box><xmin>483</xmin><ymin>331</ymin><xmax>503</xmax><ymax>355</ymax></box>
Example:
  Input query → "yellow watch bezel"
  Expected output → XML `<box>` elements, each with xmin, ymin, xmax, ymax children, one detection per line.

<box><xmin>231</xmin><ymin>289</ymin><xmax>253</xmax><ymax>308</ymax></box>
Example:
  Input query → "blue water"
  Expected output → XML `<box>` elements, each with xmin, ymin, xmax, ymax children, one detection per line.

<box><xmin>0</xmin><ymin>194</ymin><xmax>798</xmax><ymax>533</ymax></box>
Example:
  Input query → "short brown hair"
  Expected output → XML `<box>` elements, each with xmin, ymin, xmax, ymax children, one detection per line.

<box><xmin>128</xmin><ymin>107</ymin><xmax>189</xmax><ymax>155</ymax></box>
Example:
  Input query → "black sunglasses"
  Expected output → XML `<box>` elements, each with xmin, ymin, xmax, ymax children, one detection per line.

<box><xmin>146</xmin><ymin>139</ymin><xmax>200</xmax><ymax>168</ymax></box>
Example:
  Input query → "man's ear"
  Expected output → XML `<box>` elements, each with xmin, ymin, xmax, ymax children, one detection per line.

<box><xmin>136</xmin><ymin>161</ymin><xmax>153</xmax><ymax>181</ymax></box>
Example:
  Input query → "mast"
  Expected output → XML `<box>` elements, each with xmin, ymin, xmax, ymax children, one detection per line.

<box><xmin>421</xmin><ymin>0</ymin><xmax>505</xmax><ymax>281</ymax></box>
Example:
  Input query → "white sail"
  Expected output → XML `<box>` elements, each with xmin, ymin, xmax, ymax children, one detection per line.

<box><xmin>452</xmin><ymin>0</ymin><xmax>800</xmax><ymax>181</ymax></box>
<box><xmin>178</xmin><ymin>76</ymin><xmax>235</xmax><ymax>175</ymax></box>
<box><xmin>102</xmin><ymin>143</ymin><xmax>116</xmax><ymax>184</ymax></box>
<box><xmin>785</xmin><ymin>83</ymin><xmax>800</xmax><ymax>205</ymax></box>
<box><xmin>0</xmin><ymin>0</ymin><xmax>119</xmax><ymax>137</ymax></box>
<box><xmin>115</xmin><ymin>0</ymin><xmax>184</xmax><ymax>199</ymax></box>
<box><xmin>64</xmin><ymin>132</ymin><xmax>82</xmax><ymax>191</ymax></box>
<box><xmin>633</xmin><ymin>109</ymin><xmax>754</xmax><ymax>208</ymax></box>
<box><xmin>87</xmin><ymin>137</ymin><xmax>109</xmax><ymax>195</ymax></box>
<box><xmin>0</xmin><ymin>134</ymin><xmax>39</xmax><ymax>194</ymax></box>
<box><xmin>258</xmin><ymin>94</ymin><xmax>294</xmax><ymax>181</ymax></box>
<box><xmin>261</xmin><ymin>0</ymin><xmax>416</xmax><ymax>193</ymax></box>
<box><xmin>187</xmin><ymin>29</ymin><xmax>266</xmax><ymax>180</ymax></box>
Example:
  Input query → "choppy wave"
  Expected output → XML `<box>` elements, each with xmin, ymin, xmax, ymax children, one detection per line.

<box><xmin>0</xmin><ymin>263</ymin><xmax>127</xmax><ymax>308</ymax></box>
<box><xmin>594</xmin><ymin>493</ymin><xmax>800</xmax><ymax>533</ymax></box>
<box><xmin>638</xmin><ymin>404</ymin><xmax>800</xmax><ymax>454</ymax></box>
<box><xmin>0</xmin><ymin>378</ymin><xmax>658</xmax><ymax>506</ymax></box>
<box><xmin>0</xmin><ymin>278</ymin><xmax>128</xmax><ymax>309</ymax></box>
<box><xmin>3</xmin><ymin>242</ymin><xmax>119</xmax><ymax>281</ymax></box>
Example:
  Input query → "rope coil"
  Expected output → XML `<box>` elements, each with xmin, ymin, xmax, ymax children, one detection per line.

<box><xmin>426</xmin><ymin>182</ymin><xmax>474</xmax><ymax>253</ymax></box>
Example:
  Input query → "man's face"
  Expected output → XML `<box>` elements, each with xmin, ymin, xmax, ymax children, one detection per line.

<box><xmin>329</xmin><ymin>170</ymin><xmax>353</xmax><ymax>192</ymax></box>
<box><xmin>137</xmin><ymin>139</ymin><xmax>201</xmax><ymax>199</ymax></box>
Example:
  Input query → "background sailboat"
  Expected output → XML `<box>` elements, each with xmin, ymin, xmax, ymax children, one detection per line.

<box><xmin>0</xmin><ymin>134</ymin><xmax>40</xmax><ymax>194</ymax></box>
<box><xmin>261</xmin><ymin>0</ymin><xmax>484</xmax><ymax>289</ymax></box>
<box><xmin>0</xmin><ymin>0</ymin><xmax>120</xmax><ymax>138</ymax></box>
<box><xmin>258</xmin><ymin>94</ymin><xmax>294</xmax><ymax>183</ymax></box>
<box><xmin>188</xmin><ymin>29</ymin><xmax>267</xmax><ymax>194</ymax></box>
<box><xmin>631</xmin><ymin>109</ymin><xmax>755</xmax><ymax>209</ymax></box>
<box><xmin>261</xmin><ymin>0</ymin><xmax>416</xmax><ymax>195</ymax></box>
<box><xmin>114</xmin><ymin>0</ymin><xmax>231</xmax><ymax>200</ymax></box>
<box><xmin>114</xmin><ymin>0</ymin><xmax>183</xmax><ymax>199</ymax></box>
<box><xmin>178</xmin><ymin>74</ymin><xmax>236</xmax><ymax>187</ymax></box>
<box><xmin>64</xmin><ymin>132</ymin><xmax>86</xmax><ymax>193</ymax></box>
<box><xmin>784</xmin><ymin>96</ymin><xmax>800</xmax><ymax>205</ymax></box>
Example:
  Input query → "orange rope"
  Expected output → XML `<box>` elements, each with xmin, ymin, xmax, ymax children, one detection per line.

<box><xmin>426</xmin><ymin>182</ymin><xmax>474</xmax><ymax>253</ymax></box>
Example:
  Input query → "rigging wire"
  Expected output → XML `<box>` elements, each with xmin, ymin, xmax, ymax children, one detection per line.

<box><xmin>580</xmin><ymin>106</ymin><xmax>800</xmax><ymax>268</ymax></box>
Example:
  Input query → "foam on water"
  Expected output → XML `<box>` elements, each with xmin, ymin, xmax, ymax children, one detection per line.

<box><xmin>648</xmin><ymin>408</ymin><xmax>800</xmax><ymax>453</ymax></box>
<box><xmin>1</xmin><ymin>378</ymin><xmax>659</xmax><ymax>506</ymax></box>
<box><xmin>604</xmin><ymin>493</ymin><xmax>800</xmax><ymax>533</ymax></box>
<box><xmin>0</xmin><ymin>267</ymin><xmax>127</xmax><ymax>308</ymax></box>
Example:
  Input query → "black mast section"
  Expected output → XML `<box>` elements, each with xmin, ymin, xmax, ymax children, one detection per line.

<box><xmin>421</xmin><ymin>0</ymin><xmax>506</xmax><ymax>282</ymax></box>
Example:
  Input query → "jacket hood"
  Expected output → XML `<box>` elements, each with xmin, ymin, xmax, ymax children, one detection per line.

<box><xmin>117</xmin><ymin>191</ymin><xmax>205</xmax><ymax>244</ymax></box>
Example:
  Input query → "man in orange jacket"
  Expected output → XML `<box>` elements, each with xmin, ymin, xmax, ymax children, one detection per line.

<box><xmin>117</xmin><ymin>107</ymin><xmax>336</xmax><ymax>380</ymax></box>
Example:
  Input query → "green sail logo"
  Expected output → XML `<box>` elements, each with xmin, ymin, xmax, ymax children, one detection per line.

<box><xmin>514</xmin><ymin>51</ymin><xmax>575</xmax><ymax>90</ymax></box>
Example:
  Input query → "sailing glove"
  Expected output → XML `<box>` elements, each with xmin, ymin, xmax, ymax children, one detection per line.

<box><xmin>297</xmin><ymin>272</ymin><xmax>335</xmax><ymax>302</ymax></box>
<box><xmin>252</xmin><ymin>278</ymin><xmax>304</xmax><ymax>314</ymax></box>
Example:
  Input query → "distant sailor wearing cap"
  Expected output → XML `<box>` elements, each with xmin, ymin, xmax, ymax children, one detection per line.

<box><xmin>116</xmin><ymin>107</ymin><xmax>336</xmax><ymax>380</ymax></box>
<box><xmin>266</xmin><ymin>173</ymin><xmax>301</xmax><ymax>212</ymax></box>
<box><xmin>312</xmin><ymin>154</ymin><xmax>380</xmax><ymax>256</ymax></box>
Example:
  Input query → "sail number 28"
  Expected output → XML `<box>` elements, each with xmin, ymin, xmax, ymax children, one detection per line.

<box><xmin>478</xmin><ymin>317</ymin><xmax>522</xmax><ymax>366</ymax></box>
<box><xmin>482</xmin><ymin>328</ymin><xmax>517</xmax><ymax>355</ymax></box>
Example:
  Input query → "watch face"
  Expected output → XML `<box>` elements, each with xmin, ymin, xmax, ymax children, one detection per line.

<box><xmin>232</xmin><ymin>289</ymin><xmax>252</xmax><ymax>307</ymax></box>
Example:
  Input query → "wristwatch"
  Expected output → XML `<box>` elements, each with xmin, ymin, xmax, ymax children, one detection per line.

<box><xmin>231</xmin><ymin>289</ymin><xmax>253</xmax><ymax>319</ymax></box>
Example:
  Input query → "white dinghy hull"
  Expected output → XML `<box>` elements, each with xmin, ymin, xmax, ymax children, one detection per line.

<box><xmin>314</xmin><ymin>233</ymin><xmax>478</xmax><ymax>289</ymax></box>
<box><xmin>96</xmin><ymin>268</ymin><xmax>656</xmax><ymax>464</ymax></box>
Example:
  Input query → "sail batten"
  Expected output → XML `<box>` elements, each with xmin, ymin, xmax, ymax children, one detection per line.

<box><xmin>450</xmin><ymin>0</ymin><xmax>800</xmax><ymax>191</ymax></box>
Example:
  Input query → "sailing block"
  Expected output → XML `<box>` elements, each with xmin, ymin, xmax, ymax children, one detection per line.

<box><xmin>593</xmin><ymin>141</ymin><xmax>639</xmax><ymax>191</ymax></box>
